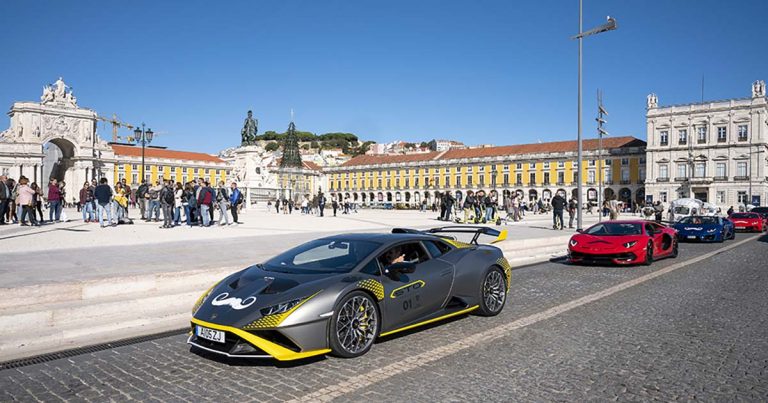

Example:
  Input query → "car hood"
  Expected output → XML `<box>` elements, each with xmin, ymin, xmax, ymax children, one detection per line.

<box><xmin>673</xmin><ymin>223</ymin><xmax>720</xmax><ymax>232</ymax></box>
<box><xmin>570</xmin><ymin>234</ymin><xmax>644</xmax><ymax>251</ymax></box>
<box><xmin>193</xmin><ymin>264</ymin><xmax>348</xmax><ymax>327</ymax></box>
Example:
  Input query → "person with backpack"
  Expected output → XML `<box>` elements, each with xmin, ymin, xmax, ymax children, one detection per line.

<box><xmin>229</xmin><ymin>182</ymin><xmax>243</xmax><ymax>224</ymax></box>
<box><xmin>216</xmin><ymin>180</ymin><xmax>231</xmax><ymax>226</ymax></box>
<box><xmin>567</xmin><ymin>197</ymin><xmax>577</xmax><ymax>229</ymax></box>
<box><xmin>146</xmin><ymin>181</ymin><xmax>162</xmax><ymax>222</ymax></box>
<box><xmin>159</xmin><ymin>179</ymin><xmax>175</xmax><ymax>228</ymax></box>
<box><xmin>197</xmin><ymin>180</ymin><xmax>214</xmax><ymax>227</ymax></box>
<box><xmin>182</xmin><ymin>183</ymin><xmax>196</xmax><ymax>227</ymax></box>
<box><xmin>551</xmin><ymin>192</ymin><xmax>566</xmax><ymax>230</ymax></box>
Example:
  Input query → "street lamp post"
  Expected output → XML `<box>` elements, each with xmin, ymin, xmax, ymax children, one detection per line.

<box><xmin>572</xmin><ymin>3</ymin><xmax>617</xmax><ymax>230</ymax></box>
<box><xmin>133</xmin><ymin>123</ymin><xmax>154</xmax><ymax>183</ymax></box>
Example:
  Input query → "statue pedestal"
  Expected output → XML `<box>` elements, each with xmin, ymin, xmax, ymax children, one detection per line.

<box><xmin>220</xmin><ymin>145</ymin><xmax>279</xmax><ymax>209</ymax></box>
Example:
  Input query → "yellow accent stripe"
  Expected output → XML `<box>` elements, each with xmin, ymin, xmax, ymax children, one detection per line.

<box><xmin>379</xmin><ymin>305</ymin><xmax>479</xmax><ymax>337</ymax></box>
<box><xmin>191</xmin><ymin>318</ymin><xmax>331</xmax><ymax>361</ymax></box>
<box><xmin>491</xmin><ymin>229</ymin><xmax>508</xmax><ymax>244</ymax></box>
<box><xmin>243</xmin><ymin>290</ymin><xmax>322</xmax><ymax>330</ymax></box>
<box><xmin>389</xmin><ymin>280</ymin><xmax>426</xmax><ymax>299</ymax></box>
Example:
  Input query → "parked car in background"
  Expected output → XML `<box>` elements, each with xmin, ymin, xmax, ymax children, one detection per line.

<box><xmin>672</xmin><ymin>216</ymin><xmax>735</xmax><ymax>243</ymax></box>
<box><xmin>728</xmin><ymin>212</ymin><xmax>766</xmax><ymax>232</ymax></box>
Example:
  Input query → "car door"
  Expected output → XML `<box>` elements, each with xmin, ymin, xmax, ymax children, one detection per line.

<box><xmin>378</xmin><ymin>241</ymin><xmax>453</xmax><ymax>330</ymax></box>
<box><xmin>644</xmin><ymin>223</ymin><xmax>663</xmax><ymax>255</ymax></box>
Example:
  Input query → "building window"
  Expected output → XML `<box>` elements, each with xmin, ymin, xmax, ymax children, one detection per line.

<box><xmin>605</xmin><ymin>168</ymin><xmax>612</xmax><ymax>183</ymax></box>
<box><xmin>738</xmin><ymin>191</ymin><xmax>748</xmax><ymax>204</ymax></box>
<box><xmin>738</xmin><ymin>125</ymin><xmax>748</xmax><ymax>141</ymax></box>
<box><xmin>659</xmin><ymin>164</ymin><xmax>669</xmax><ymax>179</ymax></box>
<box><xmin>660</xmin><ymin>192</ymin><xmax>668</xmax><ymax>203</ymax></box>
<box><xmin>558</xmin><ymin>161</ymin><xmax>565</xmax><ymax>168</ymax></box>
<box><xmin>716</xmin><ymin>191</ymin><xmax>726</xmax><ymax>204</ymax></box>
<box><xmin>503</xmin><ymin>173</ymin><xmax>509</xmax><ymax>185</ymax></box>
<box><xmin>639</xmin><ymin>167</ymin><xmax>646</xmax><ymax>181</ymax></box>
<box><xmin>588</xmin><ymin>170</ymin><xmax>595</xmax><ymax>183</ymax></box>
<box><xmin>444</xmin><ymin>176</ymin><xmax>450</xmax><ymax>187</ymax></box>
<box><xmin>131</xmin><ymin>173</ymin><xmax>138</xmax><ymax>184</ymax></box>
<box><xmin>676</xmin><ymin>163</ymin><xmax>688</xmax><ymax>179</ymax></box>
<box><xmin>605</xmin><ymin>159</ymin><xmax>612</xmax><ymax>166</ymax></box>
<box><xmin>557</xmin><ymin>171</ymin><xmax>564</xmax><ymax>184</ymax></box>
<box><xmin>478</xmin><ymin>175</ymin><xmax>484</xmax><ymax>186</ymax></box>
<box><xmin>132</xmin><ymin>164</ymin><xmax>138</xmax><ymax>170</ymax></box>
<box><xmin>414</xmin><ymin>177</ymin><xmax>419</xmax><ymax>187</ymax></box>
<box><xmin>717</xmin><ymin>126</ymin><xmax>727</xmax><ymax>142</ymax></box>
<box><xmin>694</xmin><ymin>162</ymin><xmax>706</xmax><ymax>177</ymax></box>
<box><xmin>467</xmin><ymin>176</ymin><xmax>472</xmax><ymax>186</ymax></box>
<box><xmin>466</xmin><ymin>167</ymin><xmax>472</xmax><ymax>173</ymax></box>
<box><xmin>660</xmin><ymin>131</ymin><xmax>669</xmax><ymax>146</ymax></box>
<box><xmin>455</xmin><ymin>176</ymin><xmax>461</xmax><ymax>187</ymax></box>
<box><xmin>479</xmin><ymin>166</ymin><xmax>485</xmax><ymax>172</ymax></box>
<box><xmin>516</xmin><ymin>163</ymin><xmax>522</xmax><ymax>170</ymax></box>
<box><xmin>589</xmin><ymin>160</ymin><xmax>596</xmax><ymax>167</ymax></box>
<box><xmin>529</xmin><ymin>172</ymin><xmax>536</xmax><ymax>185</ymax></box>
<box><xmin>621</xmin><ymin>158</ymin><xmax>629</xmax><ymax>166</ymax></box>
<box><xmin>621</xmin><ymin>168</ymin><xmax>630</xmax><ymax>182</ymax></box>
<box><xmin>572</xmin><ymin>171</ymin><xmax>578</xmax><ymax>183</ymax></box>
<box><xmin>737</xmin><ymin>162</ymin><xmax>748</xmax><ymax>177</ymax></box>
<box><xmin>697</xmin><ymin>126</ymin><xmax>707</xmax><ymax>143</ymax></box>
<box><xmin>543</xmin><ymin>172</ymin><xmax>550</xmax><ymax>184</ymax></box>
<box><xmin>543</xmin><ymin>162</ymin><xmax>550</xmax><ymax>169</ymax></box>
<box><xmin>716</xmin><ymin>162</ymin><xmax>726</xmax><ymax>178</ymax></box>
<box><xmin>516</xmin><ymin>173</ymin><xmax>522</xmax><ymax>184</ymax></box>
<box><xmin>678</xmin><ymin>129</ymin><xmax>687</xmax><ymax>145</ymax></box>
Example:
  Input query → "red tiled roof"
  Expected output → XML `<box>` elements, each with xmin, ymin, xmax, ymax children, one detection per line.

<box><xmin>273</xmin><ymin>158</ymin><xmax>323</xmax><ymax>171</ymax></box>
<box><xmin>341</xmin><ymin>151</ymin><xmax>443</xmax><ymax>167</ymax></box>
<box><xmin>341</xmin><ymin>136</ymin><xmax>644</xmax><ymax>167</ymax></box>
<box><xmin>111</xmin><ymin>145</ymin><xmax>225</xmax><ymax>164</ymax></box>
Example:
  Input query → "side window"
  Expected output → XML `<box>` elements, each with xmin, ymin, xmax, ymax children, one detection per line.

<box><xmin>644</xmin><ymin>223</ymin><xmax>654</xmax><ymax>235</ymax></box>
<box><xmin>377</xmin><ymin>242</ymin><xmax>430</xmax><ymax>269</ymax></box>
<box><xmin>360</xmin><ymin>259</ymin><xmax>381</xmax><ymax>276</ymax></box>
<box><xmin>423</xmin><ymin>241</ymin><xmax>452</xmax><ymax>258</ymax></box>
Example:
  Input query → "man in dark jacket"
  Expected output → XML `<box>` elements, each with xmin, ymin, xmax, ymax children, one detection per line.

<box><xmin>159</xmin><ymin>179</ymin><xmax>174</xmax><ymax>228</ymax></box>
<box><xmin>94</xmin><ymin>178</ymin><xmax>114</xmax><ymax>228</ymax></box>
<box><xmin>551</xmin><ymin>192</ymin><xmax>566</xmax><ymax>230</ymax></box>
<box><xmin>136</xmin><ymin>179</ymin><xmax>149</xmax><ymax>220</ymax></box>
<box><xmin>196</xmin><ymin>180</ymin><xmax>214</xmax><ymax>226</ymax></box>
<box><xmin>0</xmin><ymin>175</ymin><xmax>9</xmax><ymax>225</ymax></box>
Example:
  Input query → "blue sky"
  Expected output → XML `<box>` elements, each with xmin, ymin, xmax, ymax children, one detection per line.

<box><xmin>1</xmin><ymin>0</ymin><xmax>766</xmax><ymax>153</ymax></box>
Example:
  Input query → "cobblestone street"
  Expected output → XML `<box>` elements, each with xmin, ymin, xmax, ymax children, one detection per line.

<box><xmin>2</xmin><ymin>233</ymin><xmax>766</xmax><ymax>402</ymax></box>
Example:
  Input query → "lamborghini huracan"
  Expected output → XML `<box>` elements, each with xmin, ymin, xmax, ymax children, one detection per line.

<box><xmin>188</xmin><ymin>226</ymin><xmax>510</xmax><ymax>361</ymax></box>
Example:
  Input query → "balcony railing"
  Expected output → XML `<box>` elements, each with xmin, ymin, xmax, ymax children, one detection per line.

<box><xmin>674</xmin><ymin>177</ymin><xmax>689</xmax><ymax>182</ymax></box>
<box><xmin>689</xmin><ymin>176</ymin><xmax>712</xmax><ymax>184</ymax></box>
<box><xmin>697</xmin><ymin>139</ymin><xmax>707</xmax><ymax>144</ymax></box>
<box><xmin>656</xmin><ymin>177</ymin><xmax>670</xmax><ymax>182</ymax></box>
<box><xmin>515</xmin><ymin>182</ymin><xmax>523</xmax><ymax>186</ymax></box>
<box><xmin>713</xmin><ymin>176</ymin><xmax>728</xmax><ymax>181</ymax></box>
<box><xmin>738</xmin><ymin>136</ymin><xmax>749</xmax><ymax>142</ymax></box>
<box><xmin>603</xmin><ymin>180</ymin><xmax>613</xmax><ymax>185</ymax></box>
<box><xmin>717</xmin><ymin>137</ymin><xmax>727</xmax><ymax>143</ymax></box>
<box><xmin>734</xmin><ymin>176</ymin><xmax>749</xmax><ymax>181</ymax></box>
<box><xmin>679</xmin><ymin>140</ymin><xmax>687</xmax><ymax>145</ymax></box>
<box><xmin>620</xmin><ymin>180</ymin><xmax>631</xmax><ymax>185</ymax></box>
<box><xmin>660</xmin><ymin>141</ymin><xmax>669</xmax><ymax>146</ymax></box>
<box><xmin>556</xmin><ymin>181</ymin><xmax>565</xmax><ymax>186</ymax></box>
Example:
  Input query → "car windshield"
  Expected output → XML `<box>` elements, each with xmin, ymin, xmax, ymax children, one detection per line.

<box><xmin>730</xmin><ymin>213</ymin><xmax>756</xmax><ymax>219</ymax></box>
<box><xmin>673</xmin><ymin>206</ymin><xmax>690</xmax><ymax>215</ymax></box>
<box><xmin>679</xmin><ymin>216</ymin><xmax>717</xmax><ymax>225</ymax></box>
<box><xmin>585</xmin><ymin>223</ymin><xmax>642</xmax><ymax>236</ymax></box>
<box><xmin>262</xmin><ymin>239</ymin><xmax>381</xmax><ymax>274</ymax></box>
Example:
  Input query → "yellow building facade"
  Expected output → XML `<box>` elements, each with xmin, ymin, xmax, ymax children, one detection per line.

<box><xmin>111</xmin><ymin>144</ymin><xmax>229</xmax><ymax>186</ymax></box>
<box><xmin>325</xmin><ymin>137</ymin><xmax>647</xmax><ymax>207</ymax></box>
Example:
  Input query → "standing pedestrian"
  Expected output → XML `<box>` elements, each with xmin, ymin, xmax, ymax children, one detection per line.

<box><xmin>332</xmin><ymin>198</ymin><xmax>338</xmax><ymax>216</ymax></box>
<box><xmin>318</xmin><ymin>191</ymin><xmax>326</xmax><ymax>217</ymax></box>
<box><xmin>159</xmin><ymin>179</ymin><xmax>174</xmax><ymax>228</ymax></box>
<box><xmin>79</xmin><ymin>182</ymin><xmax>95</xmax><ymax>222</ymax></box>
<box><xmin>137</xmin><ymin>179</ymin><xmax>149</xmax><ymax>219</ymax></box>
<box><xmin>197</xmin><ymin>180</ymin><xmax>214</xmax><ymax>227</ymax></box>
<box><xmin>609</xmin><ymin>196</ymin><xmax>619</xmax><ymax>220</ymax></box>
<box><xmin>17</xmin><ymin>177</ymin><xmax>38</xmax><ymax>226</ymax></box>
<box><xmin>173</xmin><ymin>182</ymin><xmax>183</xmax><ymax>226</ymax></box>
<box><xmin>567</xmin><ymin>197</ymin><xmax>577</xmax><ymax>229</ymax></box>
<box><xmin>551</xmin><ymin>192</ymin><xmax>566</xmax><ymax>230</ymax></box>
<box><xmin>47</xmin><ymin>178</ymin><xmax>62</xmax><ymax>222</ymax></box>
<box><xmin>0</xmin><ymin>175</ymin><xmax>9</xmax><ymax>225</ymax></box>
<box><xmin>216</xmin><ymin>180</ymin><xmax>231</xmax><ymax>226</ymax></box>
<box><xmin>94</xmin><ymin>178</ymin><xmax>114</xmax><ymax>228</ymax></box>
<box><xmin>229</xmin><ymin>182</ymin><xmax>242</xmax><ymax>224</ymax></box>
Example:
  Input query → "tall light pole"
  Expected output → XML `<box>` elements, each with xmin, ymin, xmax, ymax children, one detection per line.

<box><xmin>133</xmin><ymin>123</ymin><xmax>154</xmax><ymax>183</ymax></box>
<box><xmin>596</xmin><ymin>89</ymin><xmax>609</xmax><ymax>222</ymax></box>
<box><xmin>572</xmin><ymin>4</ymin><xmax>617</xmax><ymax>230</ymax></box>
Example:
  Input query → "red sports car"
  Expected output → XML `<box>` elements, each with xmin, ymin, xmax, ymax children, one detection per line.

<box><xmin>568</xmin><ymin>220</ymin><xmax>678</xmax><ymax>266</ymax></box>
<box><xmin>728</xmin><ymin>212</ymin><xmax>765</xmax><ymax>232</ymax></box>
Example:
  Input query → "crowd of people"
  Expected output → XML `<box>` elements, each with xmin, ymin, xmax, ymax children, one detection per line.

<box><xmin>0</xmin><ymin>175</ymin><xmax>245</xmax><ymax>229</ymax></box>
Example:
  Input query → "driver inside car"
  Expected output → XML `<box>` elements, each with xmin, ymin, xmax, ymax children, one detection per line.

<box><xmin>383</xmin><ymin>246</ymin><xmax>406</xmax><ymax>267</ymax></box>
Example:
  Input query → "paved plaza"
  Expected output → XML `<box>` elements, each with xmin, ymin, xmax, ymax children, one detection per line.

<box><xmin>1</xmin><ymin>232</ymin><xmax>766</xmax><ymax>401</ymax></box>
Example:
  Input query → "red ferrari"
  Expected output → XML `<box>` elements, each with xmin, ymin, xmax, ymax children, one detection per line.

<box><xmin>728</xmin><ymin>212</ymin><xmax>765</xmax><ymax>232</ymax></box>
<box><xmin>568</xmin><ymin>220</ymin><xmax>678</xmax><ymax>266</ymax></box>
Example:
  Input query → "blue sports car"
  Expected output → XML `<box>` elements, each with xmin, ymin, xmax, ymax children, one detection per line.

<box><xmin>672</xmin><ymin>216</ymin><xmax>734</xmax><ymax>243</ymax></box>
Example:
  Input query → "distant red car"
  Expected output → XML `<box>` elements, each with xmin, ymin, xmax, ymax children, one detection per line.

<box><xmin>728</xmin><ymin>212</ymin><xmax>765</xmax><ymax>232</ymax></box>
<box><xmin>568</xmin><ymin>220</ymin><xmax>678</xmax><ymax>266</ymax></box>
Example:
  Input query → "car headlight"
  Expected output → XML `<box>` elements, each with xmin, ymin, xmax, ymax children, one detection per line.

<box><xmin>261</xmin><ymin>297</ymin><xmax>305</xmax><ymax>316</ymax></box>
<box><xmin>569</xmin><ymin>239</ymin><xmax>578</xmax><ymax>247</ymax></box>
<box><xmin>623</xmin><ymin>241</ymin><xmax>637</xmax><ymax>248</ymax></box>
<box><xmin>707</xmin><ymin>228</ymin><xmax>717</xmax><ymax>233</ymax></box>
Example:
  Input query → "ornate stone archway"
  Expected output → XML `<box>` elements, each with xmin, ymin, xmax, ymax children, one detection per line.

<box><xmin>0</xmin><ymin>78</ymin><xmax>114</xmax><ymax>186</ymax></box>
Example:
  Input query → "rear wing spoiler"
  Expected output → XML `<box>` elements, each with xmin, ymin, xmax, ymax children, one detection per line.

<box><xmin>392</xmin><ymin>226</ymin><xmax>508</xmax><ymax>245</ymax></box>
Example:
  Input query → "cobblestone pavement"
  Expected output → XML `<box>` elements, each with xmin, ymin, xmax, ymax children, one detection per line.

<box><xmin>1</xmin><ymin>233</ymin><xmax>766</xmax><ymax>402</ymax></box>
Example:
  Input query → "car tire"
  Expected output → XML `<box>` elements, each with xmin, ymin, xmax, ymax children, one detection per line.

<box><xmin>328</xmin><ymin>291</ymin><xmax>380</xmax><ymax>358</ymax></box>
<box><xmin>643</xmin><ymin>241</ymin><xmax>654</xmax><ymax>266</ymax></box>
<box><xmin>476</xmin><ymin>266</ymin><xmax>507</xmax><ymax>316</ymax></box>
<box><xmin>671</xmin><ymin>237</ymin><xmax>679</xmax><ymax>257</ymax></box>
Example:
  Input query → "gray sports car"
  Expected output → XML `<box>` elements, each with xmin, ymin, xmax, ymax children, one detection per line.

<box><xmin>188</xmin><ymin>226</ymin><xmax>510</xmax><ymax>360</ymax></box>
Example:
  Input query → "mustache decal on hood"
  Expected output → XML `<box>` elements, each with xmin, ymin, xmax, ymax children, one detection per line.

<box><xmin>211</xmin><ymin>292</ymin><xmax>256</xmax><ymax>310</ymax></box>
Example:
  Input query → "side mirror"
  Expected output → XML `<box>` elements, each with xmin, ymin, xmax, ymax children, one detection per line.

<box><xmin>384</xmin><ymin>262</ymin><xmax>416</xmax><ymax>277</ymax></box>
<box><xmin>576</xmin><ymin>229</ymin><xmax>584</xmax><ymax>233</ymax></box>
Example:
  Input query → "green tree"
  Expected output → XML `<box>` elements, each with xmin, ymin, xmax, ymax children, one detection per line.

<box><xmin>265</xmin><ymin>141</ymin><xmax>280</xmax><ymax>152</ymax></box>
<box><xmin>420</xmin><ymin>141</ymin><xmax>429</xmax><ymax>148</ymax></box>
<box><xmin>301</xmin><ymin>144</ymin><xmax>310</xmax><ymax>150</ymax></box>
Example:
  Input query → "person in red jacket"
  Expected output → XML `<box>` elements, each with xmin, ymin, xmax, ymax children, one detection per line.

<box><xmin>47</xmin><ymin>178</ymin><xmax>62</xmax><ymax>222</ymax></box>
